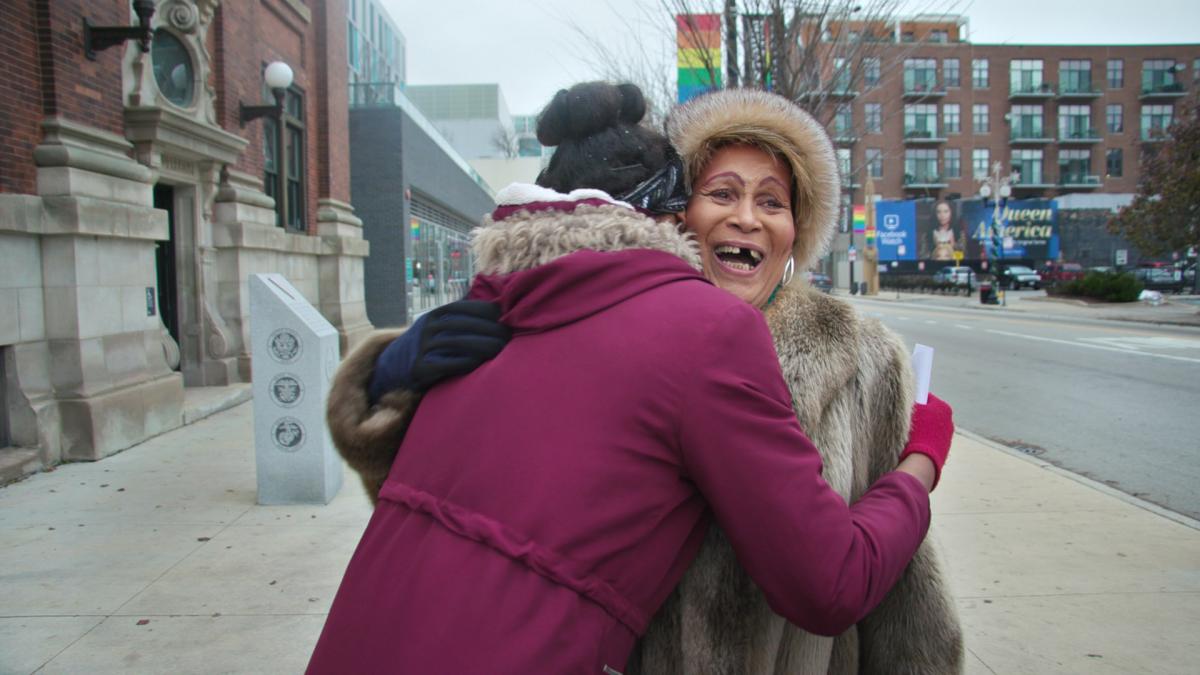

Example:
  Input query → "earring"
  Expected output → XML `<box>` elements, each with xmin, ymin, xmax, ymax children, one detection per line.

<box><xmin>781</xmin><ymin>257</ymin><xmax>795</xmax><ymax>286</ymax></box>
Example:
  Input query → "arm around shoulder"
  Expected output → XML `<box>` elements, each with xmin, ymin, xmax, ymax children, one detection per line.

<box><xmin>676</xmin><ymin>304</ymin><xmax>930</xmax><ymax>636</ymax></box>
<box><xmin>326</xmin><ymin>329</ymin><xmax>421</xmax><ymax>503</ymax></box>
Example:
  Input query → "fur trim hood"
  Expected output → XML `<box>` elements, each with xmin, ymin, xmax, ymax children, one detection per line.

<box><xmin>472</xmin><ymin>183</ymin><xmax>701</xmax><ymax>275</ymax></box>
<box><xmin>667</xmin><ymin>89</ymin><xmax>840</xmax><ymax>272</ymax></box>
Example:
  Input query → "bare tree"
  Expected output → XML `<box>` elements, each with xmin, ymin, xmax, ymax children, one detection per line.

<box><xmin>492</xmin><ymin>124</ymin><xmax>520</xmax><ymax>159</ymax></box>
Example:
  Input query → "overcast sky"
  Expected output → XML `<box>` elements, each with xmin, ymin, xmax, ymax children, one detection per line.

<box><xmin>379</xmin><ymin>0</ymin><xmax>1200</xmax><ymax>115</ymax></box>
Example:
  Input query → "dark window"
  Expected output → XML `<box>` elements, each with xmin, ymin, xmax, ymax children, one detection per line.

<box><xmin>867</xmin><ymin>148</ymin><xmax>883</xmax><ymax>178</ymax></box>
<box><xmin>944</xmin><ymin>58</ymin><xmax>960</xmax><ymax>87</ymax></box>
<box><xmin>1107</xmin><ymin>104</ymin><xmax>1123</xmax><ymax>133</ymax></box>
<box><xmin>262</xmin><ymin>84</ymin><xmax>307</xmax><ymax>232</ymax></box>
<box><xmin>1106</xmin><ymin>148</ymin><xmax>1123</xmax><ymax>177</ymax></box>
<box><xmin>1107</xmin><ymin>59</ymin><xmax>1123</xmax><ymax>89</ymax></box>
<box><xmin>944</xmin><ymin>148</ymin><xmax>961</xmax><ymax>178</ymax></box>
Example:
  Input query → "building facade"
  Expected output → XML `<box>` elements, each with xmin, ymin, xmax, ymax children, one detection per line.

<box><xmin>404</xmin><ymin>84</ymin><xmax>517</xmax><ymax>160</ymax></box>
<box><xmin>0</xmin><ymin>0</ymin><xmax>371</xmax><ymax>480</ymax></box>
<box><xmin>347</xmin><ymin>0</ymin><xmax>404</xmax><ymax>104</ymax></box>
<box><xmin>813</xmin><ymin>16</ymin><xmax>1198</xmax><ymax>283</ymax></box>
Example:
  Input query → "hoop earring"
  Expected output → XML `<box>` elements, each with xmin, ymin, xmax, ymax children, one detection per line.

<box><xmin>781</xmin><ymin>257</ymin><xmax>795</xmax><ymax>286</ymax></box>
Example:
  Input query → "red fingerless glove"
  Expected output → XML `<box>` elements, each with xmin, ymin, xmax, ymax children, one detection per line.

<box><xmin>898</xmin><ymin>393</ymin><xmax>955</xmax><ymax>490</ymax></box>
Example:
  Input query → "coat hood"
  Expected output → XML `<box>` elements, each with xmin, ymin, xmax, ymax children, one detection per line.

<box><xmin>468</xmin><ymin>184</ymin><xmax>706</xmax><ymax>333</ymax></box>
<box><xmin>667</xmin><ymin>89</ymin><xmax>840</xmax><ymax>273</ymax></box>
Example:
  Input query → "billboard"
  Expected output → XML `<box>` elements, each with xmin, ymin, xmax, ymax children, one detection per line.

<box><xmin>874</xmin><ymin>198</ymin><xmax>1058</xmax><ymax>264</ymax></box>
<box><xmin>677</xmin><ymin>14</ymin><xmax>722</xmax><ymax>103</ymax></box>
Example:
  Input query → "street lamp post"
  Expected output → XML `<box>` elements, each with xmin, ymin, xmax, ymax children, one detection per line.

<box><xmin>978</xmin><ymin>161</ymin><xmax>1018</xmax><ymax>306</ymax></box>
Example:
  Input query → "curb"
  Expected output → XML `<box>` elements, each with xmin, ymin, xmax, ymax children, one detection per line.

<box><xmin>957</xmin><ymin>428</ymin><xmax>1200</xmax><ymax>532</ymax></box>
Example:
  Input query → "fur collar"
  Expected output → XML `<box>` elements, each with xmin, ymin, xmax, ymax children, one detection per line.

<box><xmin>472</xmin><ymin>185</ymin><xmax>701</xmax><ymax>276</ymax></box>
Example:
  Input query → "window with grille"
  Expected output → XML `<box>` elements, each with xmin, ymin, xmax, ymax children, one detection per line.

<box><xmin>1059</xmin><ymin>60</ymin><xmax>1093</xmax><ymax>93</ymax></box>
<box><xmin>1106</xmin><ymin>104</ymin><xmax>1123</xmax><ymax>133</ymax></box>
<box><xmin>1106</xmin><ymin>59</ymin><xmax>1123</xmax><ymax>89</ymax></box>
<box><xmin>865</xmin><ymin>103</ymin><xmax>882</xmax><ymax>134</ymax></box>
<box><xmin>972</xmin><ymin>148</ymin><xmax>990</xmax><ymax>179</ymax></box>
<box><xmin>1058</xmin><ymin>105</ymin><xmax>1093</xmax><ymax>139</ymax></box>
<box><xmin>972</xmin><ymin>58</ymin><xmax>989</xmax><ymax>89</ymax></box>
<box><xmin>972</xmin><ymin>104</ymin><xmax>989</xmax><ymax>133</ymax></box>
<box><xmin>262</xmin><ymin>84</ymin><xmax>306</xmax><ymax>232</ymax></box>
<box><xmin>1106</xmin><ymin>148</ymin><xmax>1123</xmax><ymax>177</ymax></box>
<box><xmin>904</xmin><ymin>58</ymin><xmax>938</xmax><ymax>92</ymax></box>
<box><xmin>837</xmin><ymin>148</ymin><xmax>853</xmax><ymax>185</ymax></box>
<box><xmin>904</xmin><ymin>148</ymin><xmax>939</xmax><ymax>182</ymax></box>
<box><xmin>1011</xmin><ymin>104</ymin><xmax>1045</xmax><ymax>139</ymax></box>
<box><xmin>943</xmin><ymin>104</ymin><xmax>961</xmax><ymax>134</ymax></box>
<box><xmin>904</xmin><ymin>104</ymin><xmax>938</xmax><ymax>137</ymax></box>
<box><xmin>1010</xmin><ymin>59</ymin><xmax>1045</xmax><ymax>94</ymax></box>
<box><xmin>1058</xmin><ymin>149</ymin><xmax>1092</xmax><ymax>183</ymax></box>
<box><xmin>944</xmin><ymin>58</ymin><xmax>960</xmax><ymax>87</ymax></box>
<box><xmin>867</xmin><ymin>148</ymin><xmax>883</xmax><ymax>178</ymax></box>
<box><xmin>834</xmin><ymin>104</ymin><xmax>853</xmax><ymax>137</ymax></box>
<box><xmin>864</xmin><ymin>57</ymin><xmax>881</xmax><ymax>87</ymax></box>
<box><xmin>1141</xmin><ymin>104</ymin><xmax>1174</xmax><ymax>140</ymax></box>
<box><xmin>1012</xmin><ymin>148</ymin><xmax>1044</xmax><ymax>184</ymax></box>
<box><xmin>944</xmin><ymin>148</ymin><xmax>961</xmax><ymax>178</ymax></box>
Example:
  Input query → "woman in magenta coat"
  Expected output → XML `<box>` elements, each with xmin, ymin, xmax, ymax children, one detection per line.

<box><xmin>307</xmin><ymin>83</ymin><xmax>951</xmax><ymax>674</ymax></box>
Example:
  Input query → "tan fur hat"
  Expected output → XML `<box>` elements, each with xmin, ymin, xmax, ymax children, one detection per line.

<box><xmin>667</xmin><ymin>89</ymin><xmax>840</xmax><ymax>272</ymax></box>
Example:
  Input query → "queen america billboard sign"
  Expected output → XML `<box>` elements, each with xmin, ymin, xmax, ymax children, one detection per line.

<box><xmin>873</xmin><ymin>198</ymin><xmax>1058</xmax><ymax>263</ymax></box>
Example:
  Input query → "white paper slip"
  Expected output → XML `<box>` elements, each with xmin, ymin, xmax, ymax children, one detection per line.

<box><xmin>911</xmin><ymin>344</ymin><xmax>934</xmax><ymax>405</ymax></box>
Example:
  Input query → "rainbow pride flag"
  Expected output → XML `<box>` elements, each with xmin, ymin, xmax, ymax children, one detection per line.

<box><xmin>852</xmin><ymin>204</ymin><xmax>866</xmax><ymax>234</ymax></box>
<box><xmin>677</xmin><ymin>14</ymin><xmax>722</xmax><ymax>103</ymax></box>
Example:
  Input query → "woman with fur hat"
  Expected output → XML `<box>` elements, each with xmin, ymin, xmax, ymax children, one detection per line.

<box><xmin>312</xmin><ymin>82</ymin><xmax>954</xmax><ymax>673</ymax></box>
<box><xmin>620</xmin><ymin>88</ymin><xmax>965</xmax><ymax>674</ymax></box>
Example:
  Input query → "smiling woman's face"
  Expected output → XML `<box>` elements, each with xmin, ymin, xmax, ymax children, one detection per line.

<box><xmin>685</xmin><ymin>144</ymin><xmax>796</xmax><ymax>309</ymax></box>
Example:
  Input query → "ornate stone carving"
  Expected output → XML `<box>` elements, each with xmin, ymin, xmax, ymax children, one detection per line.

<box><xmin>163</xmin><ymin>0</ymin><xmax>199</xmax><ymax>33</ymax></box>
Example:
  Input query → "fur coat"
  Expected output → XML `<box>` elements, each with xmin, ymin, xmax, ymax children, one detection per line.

<box><xmin>625</xmin><ymin>283</ymin><xmax>963</xmax><ymax>674</ymax></box>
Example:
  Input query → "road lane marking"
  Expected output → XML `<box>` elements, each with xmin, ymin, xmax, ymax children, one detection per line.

<box><xmin>955</xmin><ymin>324</ymin><xmax>972</xmax><ymax>330</ymax></box>
<box><xmin>897</xmin><ymin>316</ymin><xmax>910</xmax><ymax>321</ymax></box>
<box><xmin>985</xmin><ymin>329</ymin><xmax>1200</xmax><ymax>365</ymax></box>
<box><xmin>925</xmin><ymin>320</ymin><xmax>938</xmax><ymax>325</ymax></box>
<box><xmin>1078</xmin><ymin>336</ymin><xmax>1200</xmax><ymax>351</ymax></box>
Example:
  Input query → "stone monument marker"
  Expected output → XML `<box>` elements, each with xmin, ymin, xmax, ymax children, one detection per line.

<box><xmin>249</xmin><ymin>274</ymin><xmax>343</xmax><ymax>504</ymax></box>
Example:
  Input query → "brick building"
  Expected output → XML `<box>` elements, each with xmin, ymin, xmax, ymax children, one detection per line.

<box><xmin>810</xmin><ymin>15</ymin><xmax>1198</xmax><ymax>281</ymax></box>
<box><xmin>0</xmin><ymin>0</ymin><xmax>371</xmax><ymax>479</ymax></box>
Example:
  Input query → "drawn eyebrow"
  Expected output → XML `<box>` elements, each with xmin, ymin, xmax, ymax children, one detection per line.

<box><xmin>699</xmin><ymin>171</ymin><xmax>744</xmax><ymax>188</ymax></box>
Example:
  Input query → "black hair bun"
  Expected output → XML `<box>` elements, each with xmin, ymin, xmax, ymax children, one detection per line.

<box><xmin>536</xmin><ymin>81</ymin><xmax>647</xmax><ymax>147</ymax></box>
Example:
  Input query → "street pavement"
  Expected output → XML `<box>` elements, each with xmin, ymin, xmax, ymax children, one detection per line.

<box><xmin>845</xmin><ymin>291</ymin><xmax>1200</xmax><ymax>521</ymax></box>
<box><xmin>1</xmin><ymin>294</ymin><xmax>1198</xmax><ymax>674</ymax></box>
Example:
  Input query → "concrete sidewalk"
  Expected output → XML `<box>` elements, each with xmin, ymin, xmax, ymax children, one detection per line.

<box><xmin>844</xmin><ymin>289</ymin><xmax>1200</xmax><ymax>328</ymax></box>
<box><xmin>2</xmin><ymin>402</ymin><xmax>1198</xmax><ymax>674</ymax></box>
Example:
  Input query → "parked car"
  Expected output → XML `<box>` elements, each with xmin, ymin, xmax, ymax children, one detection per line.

<box><xmin>804</xmin><ymin>271</ymin><xmax>833</xmax><ymax>294</ymax></box>
<box><xmin>932</xmin><ymin>266</ymin><xmax>977</xmax><ymax>289</ymax></box>
<box><xmin>1039</xmin><ymin>261</ymin><xmax>1085</xmax><ymax>285</ymax></box>
<box><xmin>1134</xmin><ymin>266</ymin><xmax>1185</xmax><ymax>294</ymax></box>
<box><xmin>997</xmin><ymin>265</ymin><xmax>1042</xmax><ymax>290</ymax></box>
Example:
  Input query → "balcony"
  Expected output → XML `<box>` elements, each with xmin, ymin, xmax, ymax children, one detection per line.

<box><xmin>1008</xmin><ymin>83</ymin><xmax>1056</xmax><ymax>100</ymax></box>
<box><xmin>1057</xmin><ymin>84</ymin><xmax>1101</xmax><ymax>99</ymax></box>
<box><xmin>902</xmin><ymin>173</ymin><xmax>948</xmax><ymax>188</ymax></box>
<box><xmin>903</xmin><ymin>128</ymin><xmax>946</xmax><ymax>144</ymax></box>
<box><xmin>1140</xmin><ymin>82</ymin><xmax>1187</xmax><ymax>99</ymax></box>
<box><xmin>902</xmin><ymin>82</ymin><xmax>946</xmax><ymax>99</ymax></box>
<box><xmin>1141</xmin><ymin>128</ymin><xmax>1172</xmax><ymax>143</ymax></box>
<box><xmin>1010</xmin><ymin>178</ymin><xmax>1054</xmax><ymax>191</ymax></box>
<box><xmin>1058</xmin><ymin>128</ymin><xmax>1102</xmax><ymax>144</ymax></box>
<box><xmin>1009</xmin><ymin>127</ymin><xmax>1054</xmax><ymax>144</ymax></box>
<box><xmin>1058</xmin><ymin>174</ymin><xmax>1102</xmax><ymax>189</ymax></box>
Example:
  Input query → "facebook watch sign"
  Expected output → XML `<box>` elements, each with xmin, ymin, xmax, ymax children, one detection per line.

<box><xmin>875</xmin><ymin>201</ymin><xmax>916</xmax><ymax>261</ymax></box>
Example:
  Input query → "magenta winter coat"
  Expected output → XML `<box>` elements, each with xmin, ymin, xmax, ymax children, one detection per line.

<box><xmin>308</xmin><ymin>202</ymin><xmax>929</xmax><ymax>675</ymax></box>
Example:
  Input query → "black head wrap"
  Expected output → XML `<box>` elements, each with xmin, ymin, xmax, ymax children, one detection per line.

<box><xmin>616</xmin><ymin>149</ymin><xmax>690</xmax><ymax>215</ymax></box>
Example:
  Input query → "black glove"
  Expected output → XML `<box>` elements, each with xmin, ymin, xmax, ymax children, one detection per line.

<box><xmin>368</xmin><ymin>300</ymin><xmax>511</xmax><ymax>404</ymax></box>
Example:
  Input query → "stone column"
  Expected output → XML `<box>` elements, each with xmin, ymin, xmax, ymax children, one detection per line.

<box><xmin>33</xmin><ymin>117</ymin><xmax>183</xmax><ymax>460</ymax></box>
<box><xmin>316</xmin><ymin>198</ymin><xmax>373</xmax><ymax>353</ymax></box>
